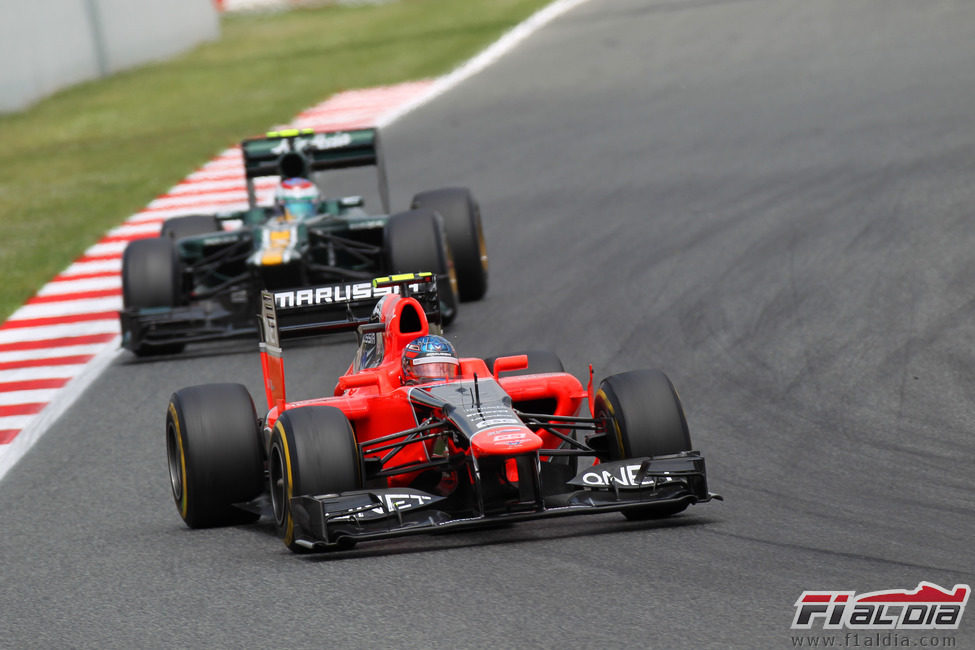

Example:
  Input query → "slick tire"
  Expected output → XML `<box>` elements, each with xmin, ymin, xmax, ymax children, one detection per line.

<box><xmin>122</xmin><ymin>237</ymin><xmax>180</xmax><ymax>309</ymax></box>
<box><xmin>410</xmin><ymin>187</ymin><xmax>488</xmax><ymax>302</ymax></box>
<box><xmin>385</xmin><ymin>208</ymin><xmax>459</xmax><ymax>326</ymax></box>
<box><xmin>594</xmin><ymin>370</ymin><xmax>693</xmax><ymax>520</ymax></box>
<box><xmin>160</xmin><ymin>215</ymin><xmax>222</xmax><ymax>241</ymax></box>
<box><xmin>166</xmin><ymin>383</ymin><xmax>264</xmax><ymax>529</ymax></box>
<box><xmin>122</xmin><ymin>237</ymin><xmax>185</xmax><ymax>356</ymax></box>
<box><xmin>269</xmin><ymin>406</ymin><xmax>363</xmax><ymax>553</ymax></box>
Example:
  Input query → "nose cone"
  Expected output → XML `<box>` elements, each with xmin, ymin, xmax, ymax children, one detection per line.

<box><xmin>471</xmin><ymin>425</ymin><xmax>543</xmax><ymax>456</ymax></box>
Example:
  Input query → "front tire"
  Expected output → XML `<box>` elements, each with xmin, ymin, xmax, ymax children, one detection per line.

<box><xmin>594</xmin><ymin>370</ymin><xmax>692</xmax><ymax>520</ymax></box>
<box><xmin>122</xmin><ymin>237</ymin><xmax>185</xmax><ymax>356</ymax></box>
<box><xmin>269</xmin><ymin>406</ymin><xmax>363</xmax><ymax>553</ymax></box>
<box><xmin>122</xmin><ymin>238</ymin><xmax>180</xmax><ymax>309</ymax></box>
<box><xmin>411</xmin><ymin>187</ymin><xmax>488</xmax><ymax>302</ymax></box>
<box><xmin>385</xmin><ymin>208</ymin><xmax>459</xmax><ymax>326</ymax></box>
<box><xmin>166</xmin><ymin>383</ymin><xmax>264</xmax><ymax>528</ymax></box>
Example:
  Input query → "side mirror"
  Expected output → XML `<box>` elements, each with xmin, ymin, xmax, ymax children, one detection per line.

<box><xmin>492</xmin><ymin>354</ymin><xmax>529</xmax><ymax>380</ymax></box>
<box><xmin>336</xmin><ymin>372</ymin><xmax>381</xmax><ymax>392</ymax></box>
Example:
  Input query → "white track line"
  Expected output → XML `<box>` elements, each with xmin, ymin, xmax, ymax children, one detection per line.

<box><xmin>38</xmin><ymin>278</ymin><xmax>122</xmax><ymax>296</ymax></box>
<box><xmin>9</xmin><ymin>297</ymin><xmax>122</xmax><ymax>321</ymax></box>
<box><xmin>60</xmin><ymin>260</ymin><xmax>123</xmax><ymax>276</ymax></box>
<box><xmin>0</xmin><ymin>343</ymin><xmax>121</xmax><ymax>478</ymax></box>
<box><xmin>0</xmin><ymin>320</ymin><xmax>120</xmax><ymax>346</ymax></box>
<box><xmin>0</xmin><ymin>344</ymin><xmax>109</xmax><ymax>364</ymax></box>
<box><xmin>106</xmin><ymin>222</ymin><xmax>163</xmax><ymax>238</ymax></box>
<box><xmin>0</xmin><ymin>389</ymin><xmax>61</xmax><ymax>406</ymax></box>
<box><xmin>0</xmin><ymin>364</ymin><xmax>93</xmax><ymax>383</ymax></box>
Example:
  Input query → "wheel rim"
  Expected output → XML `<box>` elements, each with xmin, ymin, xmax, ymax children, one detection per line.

<box><xmin>448</xmin><ymin>258</ymin><xmax>459</xmax><ymax>298</ymax></box>
<box><xmin>166</xmin><ymin>422</ymin><xmax>183</xmax><ymax>503</ymax></box>
<box><xmin>443</xmin><ymin>236</ymin><xmax>460</xmax><ymax>299</ymax></box>
<box><xmin>269</xmin><ymin>444</ymin><xmax>287</xmax><ymax>525</ymax></box>
<box><xmin>476</xmin><ymin>212</ymin><xmax>488</xmax><ymax>273</ymax></box>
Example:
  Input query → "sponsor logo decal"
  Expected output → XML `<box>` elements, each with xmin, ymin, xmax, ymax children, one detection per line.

<box><xmin>481</xmin><ymin>428</ymin><xmax>530</xmax><ymax>447</ymax></box>
<box><xmin>580</xmin><ymin>463</ymin><xmax>665</xmax><ymax>488</ymax></box>
<box><xmin>330</xmin><ymin>493</ymin><xmax>434</xmax><ymax>521</ymax></box>
<box><xmin>371</xmin><ymin>492</ymin><xmax>433</xmax><ymax>516</ymax></box>
<box><xmin>269</xmin><ymin>132</ymin><xmax>354</xmax><ymax>155</ymax></box>
<box><xmin>475</xmin><ymin>417</ymin><xmax>521</xmax><ymax>429</ymax></box>
<box><xmin>791</xmin><ymin>582</ymin><xmax>970</xmax><ymax>630</ymax></box>
<box><xmin>491</xmin><ymin>431</ymin><xmax>528</xmax><ymax>442</ymax></box>
<box><xmin>273</xmin><ymin>283</ymin><xmax>396</xmax><ymax>309</ymax></box>
<box><xmin>347</xmin><ymin>219</ymin><xmax>385</xmax><ymax>230</ymax></box>
<box><xmin>461</xmin><ymin>404</ymin><xmax>519</xmax><ymax>430</ymax></box>
<box><xmin>302</xmin><ymin>132</ymin><xmax>353</xmax><ymax>151</ymax></box>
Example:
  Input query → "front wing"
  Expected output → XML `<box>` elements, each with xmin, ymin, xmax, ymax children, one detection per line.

<box><xmin>119</xmin><ymin>297</ymin><xmax>258</xmax><ymax>352</ymax></box>
<box><xmin>288</xmin><ymin>453</ymin><xmax>720</xmax><ymax>550</ymax></box>
<box><xmin>118</xmin><ymin>296</ymin><xmax>381</xmax><ymax>352</ymax></box>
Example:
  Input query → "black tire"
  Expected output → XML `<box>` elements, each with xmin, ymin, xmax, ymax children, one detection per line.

<box><xmin>594</xmin><ymin>370</ymin><xmax>692</xmax><ymax>520</ymax></box>
<box><xmin>269</xmin><ymin>406</ymin><xmax>363</xmax><ymax>553</ymax></box>
<box><xmin>121</xmin><ymin>237</ymin><xmax>185</xmax><ymax>356</ymax></box>
<box><xmin>122</xmin><ymin>238</ymin><xmax>180</xmax><ymax>309</ymax></box>
<box><xmin>166</xmin><ymin>383</ymin><xmax>264</xmax><ymax>529</ymax></box>
<box><xmin>485</xmin><ymin>350</ymin><xmax>564</xmax><ymax>377</ymax></box>
<box><xmin>160</xmin><ymin>215</ymin><xmax>222</xmax><ymax>240</ymax></box>
<box><xmin>596</xmin><ymin>369</ymin><xmax>691</xmax><ymax>459</ymax></box>
<box><xmin>411</xmin><ymin>188</ymin><xmax>488</xmax><ymax>302</ymax></box>
<box><xmin>385</xmin><ymin>208</ymin><xmax>459</xmax><ymax>326</ymax></box>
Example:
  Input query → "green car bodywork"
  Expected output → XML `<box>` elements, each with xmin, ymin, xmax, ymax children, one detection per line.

<box><xmin>119</xmin><ymin>127</ymin><xmax>487</xmax><ymax>356</ymax></box>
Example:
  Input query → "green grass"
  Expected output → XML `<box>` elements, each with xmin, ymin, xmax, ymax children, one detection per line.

<box><xmin>0</xmin><ymin>0</ymin><xmax>551</xmax><ymax>321</ymax></box>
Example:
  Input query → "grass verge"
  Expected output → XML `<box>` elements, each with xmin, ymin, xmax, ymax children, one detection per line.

<box><xmin>0</xmin><ymin>0</ymin><xmax>551</xmax><ymax>321</ymax></box>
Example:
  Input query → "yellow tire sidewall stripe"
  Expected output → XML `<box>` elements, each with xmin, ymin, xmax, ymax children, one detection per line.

<box><xmin>274</xmin><ymin>420</ymin><xmax>296</xmax><ymax>546</ymax></box>
<box><xmin>168</xmin><ymin>402</ymin><xmax>189</xmax><ymax>519</ymax></box>
<box><xmin>596</xmin><ymin>388</ymin><xmax>625</xmax><ymax>457</ymax></box>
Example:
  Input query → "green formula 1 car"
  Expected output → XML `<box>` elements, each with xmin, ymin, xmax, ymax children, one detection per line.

<box><xmin>119</xmin><ymin>128</ymin><xmax>488</xmax><ymax>356</ymax></box>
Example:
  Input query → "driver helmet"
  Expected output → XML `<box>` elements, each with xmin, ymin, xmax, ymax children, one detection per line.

<box><xmin>402</xmin><ymin>335</ymin><xmax>459</xmax><ymax>384</ymax></box>
<box><xmin>275</xmin><ymin>177</ymin><xmax>320</xmax><ymax>220</ymax></box>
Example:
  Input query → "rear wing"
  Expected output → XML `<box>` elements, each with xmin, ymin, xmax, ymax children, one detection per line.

<box><xmin>240</xmin><ymin>127</ymin><xmax>390</xmax><ymax>213</ymax></box>
<box><xmin>258</xmin><ymin>273</ymin><xmax>439</xmax><ymax>412</ymax></box>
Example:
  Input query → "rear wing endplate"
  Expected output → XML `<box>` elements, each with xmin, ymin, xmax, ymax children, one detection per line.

<box><xmin>240</xmin><ymin>127</ymin><xmax>389</xmax><ymax>213</ymax></box>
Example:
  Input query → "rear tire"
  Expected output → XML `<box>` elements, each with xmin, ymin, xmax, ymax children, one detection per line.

<box><xmin>385</xmin><ymin>208</ymin><xmax>459</xmax><ymax>326</ymax></box>
<box><xmin>594</xmin><ymin>370</ymin><xmax>692</xmax><ymax>520</ymax></box>
<box><xmin>411</xmin><ymin>188</ymin><xmax>488</xmax><ymax>302</ymax></box>
<box><xmin>161</xmin><ymin>215</ymin><xmax>222</xmax><ymax>240</ymax></box>
<box><xmin>269</xmin><ymin>406</ymin><xmax>363</xmax><ymax>553</ymax></box>
<box><xmin>166</xmin><ymin>383</ymin><xmax>264</xmax><ymax>528</ymax></box>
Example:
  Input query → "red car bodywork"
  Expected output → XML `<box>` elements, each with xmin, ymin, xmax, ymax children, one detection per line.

<box><xmin>261</xmin><ymin>287</ymin><xmax>587</xmax><ymax>487</ymax></box>
<box><xmin>166</xmin><ymin>274</ymin><xmax>717</xmax><ymax>552</ymax></box>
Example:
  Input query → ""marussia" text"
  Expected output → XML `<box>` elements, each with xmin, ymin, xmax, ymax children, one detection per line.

<box><xmin>274</xmin><ymin>283</ymin><xmax>395</xmax><ymax>309</ymax></box>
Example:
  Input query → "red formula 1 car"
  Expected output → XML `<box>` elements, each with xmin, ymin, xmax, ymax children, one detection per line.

<box><xmin>166</xmin><ymin>274</ymin><xmax>719</xmax><ymax>552</ymax></box>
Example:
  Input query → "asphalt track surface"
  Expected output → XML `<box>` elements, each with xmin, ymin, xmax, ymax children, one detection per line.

<box><xmin>3</xmin><ymin>1</ymin><xmax>975</xmax><ymax>647</ymax></box>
